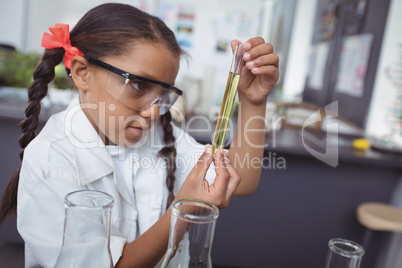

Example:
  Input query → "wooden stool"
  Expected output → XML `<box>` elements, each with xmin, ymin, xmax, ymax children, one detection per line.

<box><xmin>356</xmin><ymin>202</ymin><xmax>402</xmax><ymax>267</ymax></box>
<box><xmin>357</xmin><ymin>202</ymin><xmax>402</xmax><ymax>232</ymax></box>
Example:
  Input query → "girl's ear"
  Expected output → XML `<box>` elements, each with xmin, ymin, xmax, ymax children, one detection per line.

<box><xmin>70</xmin><ymin>56</ymin><xmax>90</xmax><ymax>91</ymax></box>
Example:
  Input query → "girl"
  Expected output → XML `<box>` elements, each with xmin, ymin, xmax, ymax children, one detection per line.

<box><xmin>0</xmin><ymin>3</ymin><xmax>279</xmax><ymax>268</ymax></box>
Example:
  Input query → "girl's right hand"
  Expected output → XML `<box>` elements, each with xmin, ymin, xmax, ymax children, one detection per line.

<box><xmin>175</xmin><ymin>146</ymin><xmax>241</xmax><ymax>209</ymax></box>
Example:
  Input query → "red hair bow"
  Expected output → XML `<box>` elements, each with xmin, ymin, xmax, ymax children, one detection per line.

<box><xmin>41</xmin><ymin>23</ymin><xmax>83</xmax><ymax>69</ymax></box>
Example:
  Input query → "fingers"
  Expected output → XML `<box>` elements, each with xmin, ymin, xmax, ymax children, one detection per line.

<box><xmin>220</xmin><ymin>151</ymin><xmax>241</xmax><ymax>201</ymax></box>
<box><xmin>243</xmin><ymin>41</ymin><xmax>275</xmax><ymax>63</ymax></box>
<box><xmin>245</xmin><ymin>53</ymin><xmax>279</xmax><ymax>69</ymax></box>
<box><xmin>249</xmin><ymin>64</ymin><xmax>280</xmax><ymax>78</ymax></box>
<box><xmin>244</xmin><ymin>38</ymin><xmax>273</xmax><ymax>60</ymax></box>
<box><xmin>212</xmin><ymin>149</ymin><xmax>241</xmax><ymax>207</ymax></box>
<box><xmin>176</xmin><ymin>148</ymin><xmax>240</xmax><ymax>209</ymax></box>
<box><xmin>188</xmin><ymin>146</ymin><xmax>213</xmax><ymax>183</ymax></box>
<box><xmin>213</xmin><ymin>149</ymin><xmax>230</xmax><ymax>188</ymax></box>
<box><xmin>243</xmin><ymin>37</ymin><xmax>267</xmax><ymax>51</ymax></box>
<box><xmin>241</xmin><ymin>37</ymin><xmax>279</xmax><ymax>77</ymax></box>
<box><xmin>231</xmin><ymin>37</ymin><xmax>277</xmax><ymax>66</ymax></box>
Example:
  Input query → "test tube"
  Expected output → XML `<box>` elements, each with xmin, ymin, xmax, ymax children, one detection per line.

<box><xmin>211</xmin><ymin>43</ymin><xmax>245</xmax><ymax>157</ymax></box>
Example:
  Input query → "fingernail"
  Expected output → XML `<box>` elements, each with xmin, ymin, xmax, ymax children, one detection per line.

<box><xmin>244</xmin><ymin>42</ymin><xmax>251</xmax><ymax>50</ymax></box>
<box><xmin>223</xmin><ymin>151</ymin><xmax>230</xmax><ymax>161</ymax></box>
<box><xmin>244</xmin><ymin>52</ymin><xmax>251</xmax><ymax>61</ymax></box>
<box><xmin>246</xmin><ymin>61</ymin><xmax>254</xmax><ymax>68</ymax></box>
<box><xmin>218</xmin><ymin>148</ymin><xmax>225</xmax><ymax>157</ymax></box>
<box><xmin>205</xmin><ymin>145</ymin><xmax>212</xmax><ymax>155</ymax></box>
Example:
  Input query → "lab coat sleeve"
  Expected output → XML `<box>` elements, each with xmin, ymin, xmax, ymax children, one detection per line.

<box><xmin>17</xmin><ymin>158</ymin><xmax>87</xmax><ymax>268</ymax></box>
<box><xmin>110</xmin><ymin>236</ymin><xmax>127</xmax><ymax>266</ymax></box>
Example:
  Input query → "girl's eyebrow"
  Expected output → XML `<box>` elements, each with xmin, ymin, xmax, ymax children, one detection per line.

<box><xmin>129</xmin><ymin>69</ymin><xmax>175</xmax><ymax>85</ymax></box>
<box><xmin>129</xmin><ymin>69</ymin><xmax>157</xmax><ymax>80</ymax></box>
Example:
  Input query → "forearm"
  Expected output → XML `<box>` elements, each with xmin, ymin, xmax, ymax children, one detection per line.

<box><xmin>115</xmin><ymin>207</ymin><xmax>171</xmax><ymax>268</ymax></box>
<box><xmin>229</xmin><ymin>97</ymin><xmax>267</xmax><ymax>196</ymax></box>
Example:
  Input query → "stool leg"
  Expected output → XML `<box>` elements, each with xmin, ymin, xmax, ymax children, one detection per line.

<box><xmin>361</xmin><ymin>228</ymin><xmax>372</xmax><ymax>251</ymax></box>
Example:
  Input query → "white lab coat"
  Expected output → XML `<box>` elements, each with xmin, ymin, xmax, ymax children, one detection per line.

<box><xmin>17</xmin><ymin>96</ymin><xmax>216</xmax><ymax>268</ymax></box>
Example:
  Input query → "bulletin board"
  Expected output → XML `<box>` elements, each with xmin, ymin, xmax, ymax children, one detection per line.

<box><xmin>335</xmin><ymin>33</ymin><xmax>373</xmax><ymax>97</ymax></box>
<box><xmin>303</xmin><ymin>0</ymin><xmax>391</xmax><ymax>128</ymax></box>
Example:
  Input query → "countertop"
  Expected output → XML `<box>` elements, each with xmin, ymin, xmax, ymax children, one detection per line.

<box><xmin>1</xmin><ymin>87</ymin><xmax>401</xmax><ymax>170</ymax></box>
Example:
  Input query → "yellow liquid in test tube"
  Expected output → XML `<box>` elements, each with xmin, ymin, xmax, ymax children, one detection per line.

<box><xmin>212</xmin><ymin>44</ymin><xmax>244</xmax><ymax>156</ymax></box>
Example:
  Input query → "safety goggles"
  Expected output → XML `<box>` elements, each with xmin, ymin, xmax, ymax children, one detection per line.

<box><xmin>87</xmin><ymin>58</ymin><xmax>182</xmax><ymax>115</ymax></box>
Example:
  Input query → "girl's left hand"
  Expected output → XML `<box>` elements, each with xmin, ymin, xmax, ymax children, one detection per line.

<box><xmin>231</xmin><ymin>37</ymin><xmax>279</xmax><ymax>105</ymax></box>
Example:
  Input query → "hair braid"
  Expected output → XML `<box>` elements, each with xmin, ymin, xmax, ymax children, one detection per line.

<box><xmin>0</xmin><ymin>48</ymin><xmax>64</xmax><ymax>224</ymax></box>
<box><xmin>157</xmin><ymin>112</ymin><xmax>177</xmax><ymax>210</ymax></box>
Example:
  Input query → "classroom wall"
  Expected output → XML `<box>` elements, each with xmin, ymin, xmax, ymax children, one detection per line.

<box><xmin>0</xmin><ymin>0</ymin><xmax>25</xmax><ymax>50</ymax></box>
<box><xmin>365</xmin><ymin>0</ymin><xmax>402</xmax><ymax>138</ymax></box>
<box><xmin>282</xmin><ymin>0</ymin><xmax>318</xmax><ymax>101</ymax></box>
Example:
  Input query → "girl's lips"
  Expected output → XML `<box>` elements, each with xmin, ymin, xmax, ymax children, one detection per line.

<box><xmin>128</xmin><ymin>123</ymin><xmax>149</xmax><ymax>130</ymax></box>
<box><xmin>128</xmin><ymin>126</ymin><xmax>148</xmax><ymax>135</ymax></box>
<box><xmin>130</xmin><ymin>126</ymin><xmax>148</xmax><ymax>130</ymax></box>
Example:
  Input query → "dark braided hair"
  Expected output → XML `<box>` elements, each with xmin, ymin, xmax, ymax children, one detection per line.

<box><xmin>0</xmin><ymin>48</ymin><xmax>64</xmax><ymax>224</ymax></box>
<box><xmin>158</xmin><ymin>111</ymin><xmax>177</xmax><ymax>209</ymax></box>
<box><xmin>0</xmin><ymin>3</ymin><xmax>184</xmax><ymax>224</ymax></box>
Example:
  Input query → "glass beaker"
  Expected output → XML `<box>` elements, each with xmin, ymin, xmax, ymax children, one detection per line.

<box><xmin>55</xmin><ymin>190</ymin><xmax>114</xmax><ymax>268</ymax></box>
<box><xmin>160</xmin><ymin>198</ymin><xmax>220</xmax><ymax>268</ymax></box>
<box><xmin>324</xmin><ymin>238</ymin><xmax>365</xmax><ymax>268</ymax></box>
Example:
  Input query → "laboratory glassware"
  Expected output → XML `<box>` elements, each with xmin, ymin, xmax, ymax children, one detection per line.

<box><xmin>55</xmin><ymin>190</ymin><xmax>114</xmax><ymax>268</ymax></box>
<box><xmin>160</xmin><ymin>198</ymin><xmax>219</xmax><ymax>267</ymax></box>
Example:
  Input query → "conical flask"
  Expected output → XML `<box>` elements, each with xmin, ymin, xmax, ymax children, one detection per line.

<box><xmin>160</xmin><ymin>198</ymin><xmax>219</xmax><ymax>268</ymax></box>
<box><xmin>325</xmin><ymin>238</ymin><xmax>365</xmax><ymax>268</ymax></box>
<box><xmin>55</xmin><ymin>190</ymin><xmax>114</xmax><ymax>268</ymax></box>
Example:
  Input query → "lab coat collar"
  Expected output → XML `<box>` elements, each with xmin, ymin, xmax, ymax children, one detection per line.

<box><xmin>64</xmin><ymin>96</ymin><xmax>113</xmax><ymax>185</ymax></box>
<box><xmin>63</xmin><ymin>96</ymin><xmax>165</xmax><ymax>185</ymax></box>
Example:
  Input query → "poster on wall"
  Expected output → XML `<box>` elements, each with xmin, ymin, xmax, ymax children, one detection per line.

<box><xmin>384</xmin><ymin>43</ymin><xmax>402</xmax><ymax>131</ymax></box>
<box><xmin>175</xmin><ymin>5</ymin><xmax>196</xmax><ymax>50</ymax></box>
<box><xmin>335</xmin><ymin>33</ymin><xmax>374</xmax><ymax>97</ymax></box>
<box><xmin>370</xmin><ymin>42</ymin><xmax>402</xmax><ymax>153</ymax></box>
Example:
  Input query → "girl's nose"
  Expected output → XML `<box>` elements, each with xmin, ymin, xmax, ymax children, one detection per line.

<box><xmin>140</xmin><ymin>103</ymin><xmax>160</xmax><ymax>119</ymax></box>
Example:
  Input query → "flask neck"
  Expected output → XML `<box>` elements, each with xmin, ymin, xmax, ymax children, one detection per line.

<box><xmin>161</xmin><ymin>198</ymin><xmax>219</xmax><ymax>268</ymax></box>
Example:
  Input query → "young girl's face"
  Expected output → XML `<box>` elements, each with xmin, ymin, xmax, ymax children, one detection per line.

<box><xmin>81</xmin><ymin>42</ymin><xmax>180</xmax><ymax>146</ymax></box>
